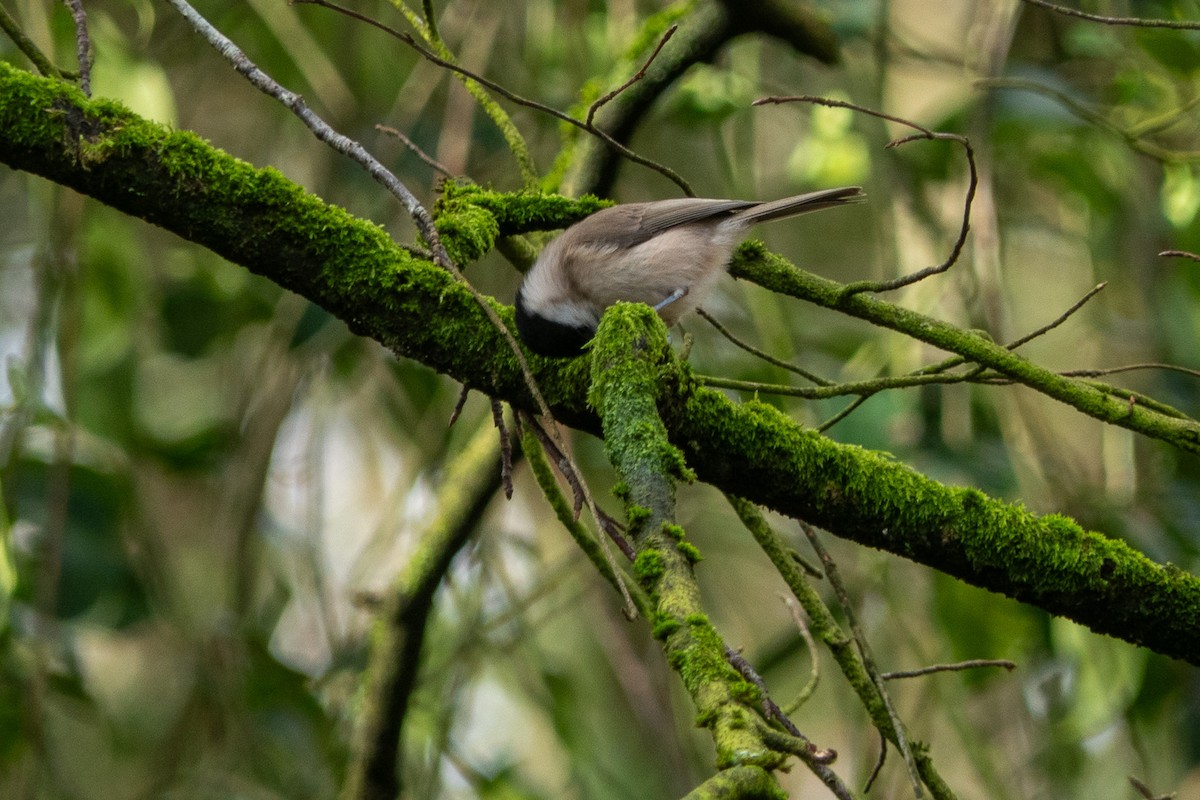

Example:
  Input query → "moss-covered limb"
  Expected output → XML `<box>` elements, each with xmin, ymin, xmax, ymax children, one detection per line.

<box><xmin>4</xmin><ymin>64</ymin><xmax>1200</xmax><ymax>665</ymax></box>
<box><xmin>590</xmin><ymin>305</ymin><xmax>788</xmax><ymax>771</ymax></box>
<box><xmin>569</xmin><ymin>0</ymin><xmax>842</xmax><ymax>196</ymax></box>
<box><xmin>521</xmin><ymin>429</ymin><xmax>653</xmax><ymax>619</ymax></box>
<box><xmin>670</xmin><ymin>385</ymin><xmax>1200</xmax><ymax>664</ymax></box>
<box><xmin>342</xmin><ymin>420</ymin><xmax>503</xmax><ymax>800</ymax></box>
<box><xmin>0</xmin><ymin>64</ymin><xmax>594</xmax><ymax>422</ymax></box>
<box><xmin>432</xmin><ymin>180</ymin><xmax>610</xmax><ymax>265</ymax></box>
<box><xmin>729</xmin><ymin>242</ymin><xmax>1200</xmax><ymax>455</ymax></box>
<box><xmin>677</xmin><ymin>765</ymin><xmax>787</xmax><ymax>800</ymax></box>
<box><xmin>727</xmin><ymin>497</ymin><xmax>958</xmax><ymax>800</ymax></box>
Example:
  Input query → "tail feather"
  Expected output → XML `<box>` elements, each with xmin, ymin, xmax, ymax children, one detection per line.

<box><xmin>735</xmin><ymin>186</ymin><xmax>865</xmax><ymax>225</ymax></box>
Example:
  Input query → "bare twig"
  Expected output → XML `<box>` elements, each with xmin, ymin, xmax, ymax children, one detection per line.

<box><xmin>779</xmin><ymin>594</ymin><xmax>820</xmax><ymax>714</ymax></box>
<box><xmin>1160</xmin><ymin>249</ymin><xmax>1200</xmax><ymax>262</ymax></box>
<box><xmin>523</xmin><ymin>413</ymin><xmax>636</xmax><ymax>562</ymax></box>
<box><xmin>1063</xmin><ymin>363</ymin><xmax>1200</xmax><ymax>380</ymax></box>
<box><xmin>1128</xmin><ymin>774</ymin><xmax>1177</xmax><ymax>800</ymax></box>
<box><xmin>1007</xmin><ymin>282</ymin><xmax>1106</xmax><ymax>350</ymax></box>
<box><xmin>448</xmin><ymin>384</ymin><xmax>470</xmax><ymax>427</ymax></box>
<box><xmin>62</xmin><ymin>0</ymin><xmax>91</xmax><ymax>96</ymax></box>
<box><xmin>864</xmin><ymin>729</ymin><xmax>888</xmax><ymax>794</ymax></box>
<box><xmin>168</xmin><ymin>0</ymin><xmax>447</xmax><ymax>263</ymax></box>
<box><xmin>586</xmin><ymin>24</ymin><xmax>678</xmax><ymax>126</ymax></box>
<box><xmin>491</xmin><ymin>399</ymin><xmax>514</xmax><ymax>499</ymax></box>
<box><xmin>697</xmin><ymin>308</ymin><xmax>832</xmax><ymax>386</ymax></box>
<box><xmin>1020</xmin><ymin>0</ymin><xmax>1200</xmax><ymax>30</ymax></box>
<box><xmin>800</xmin><ymin>522</ymin><xmax>925</xmax><ymax>798</ymax></box>
<box><xmin>818</xmin><ymin>395</ymin><xmax>872</xmax><ymax>433</ymax></box>
<box><xmin>754</xmin><ymin>94</ymin><xmax>977</xmax><ymax>296</ymax></box>
<box><xmin>376</xmin><ymin>124</ymin><xmax>456</xmax><ymax>177</ymax></box>
<box><xmin>883</xmin><ymin>659</ymin><xmax>1017</xmax><ymax>680</ymax></box>
<box><xmin>293</xmin><ymin>0</ymin><xmax>693</xmax><ymax>194</ymax></box>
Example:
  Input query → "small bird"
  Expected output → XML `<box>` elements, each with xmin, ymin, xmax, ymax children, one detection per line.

<box><xmin>514</xmin><ymin>186</ymin><xmax>865</xmax><ymax>357</ymax></box>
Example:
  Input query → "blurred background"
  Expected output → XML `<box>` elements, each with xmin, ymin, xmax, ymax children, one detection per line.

<box><xmin>3</xmin><ymin>1</ymin><xmax>1200</xmax><ymax>798</ymax></box>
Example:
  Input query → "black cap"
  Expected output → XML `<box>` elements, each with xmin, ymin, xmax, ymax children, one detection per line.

<box><xmin>514</xmin><ymin>286</ymin><xmax>595</xmax><ymax>358</ymax></box>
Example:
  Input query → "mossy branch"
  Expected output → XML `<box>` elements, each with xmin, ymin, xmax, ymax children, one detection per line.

<box><xmin>4</xmin><ymin>64</ymin><xmax>1200</xmax><ymax>665</ymax></box>
<box><xmin>727</xmin><ymin>497</ymin><xmax>957</xmax><ymax>800</ymax></box>
<box><xmin>588</xmin><ymin>305</ymin><xmax>787</xmax><ymax>775</ymax></box>
<box><xmin>677</xmin><ymin>765</ymin><xmax>788</xmax><ymax>800</ymax></box>
<box><xmin>729</xmin><ymin>243</ymin><xmax>1200</xmax><ymax>454</ymax></box>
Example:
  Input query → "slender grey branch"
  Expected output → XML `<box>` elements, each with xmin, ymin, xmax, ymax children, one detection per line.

<box><xmin>883</xmin><ymin>659</ymin><xmax>1017</xmax><ymax>680</ymax></box>
<box><xmin>63</xmin><ymin>0</ymin><xmax>91</xmax><ymax>96</ymax></box>
<box><xmin>163</xmin><ymin>0</ymin><xmax>449</xmax><ymax>266</ymax></box>
<box><xmin>1020</xmin><ymin>0</ymin><xmax>1200</xmax><ymax>29</ymax></box>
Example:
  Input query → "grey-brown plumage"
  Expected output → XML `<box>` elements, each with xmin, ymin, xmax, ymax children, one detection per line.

<box><xmin>515</xmin><ymin>186</ymin><xmax>864</xmax><ymax>357</ymax></box>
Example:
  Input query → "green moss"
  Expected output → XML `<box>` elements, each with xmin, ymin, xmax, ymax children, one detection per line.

<box><xmin>652</xmin><ymin>614</ymin><xmax>681</xmax><ymax>640</ymax></box>
<box><xmin>730</xmin><ymin>680</ymin><xmax>762</xmax><ymax>705</ymax></box>
<box><xmin>626</xmin><ymin>504</ymin><xmax>652</xmax><ymax>526</ymax></box>
<box><xmin>634</xmin><ymin>549</ymin><xmax>666</xmax><ymax>581</ymax></box>
<box><xmin>435</xmin><ymin>179</ymin><xmax>608</xmax><ymax>234</ymax></box>
<box><xmin>434</xmin><ymin>201</ymin><xmax>498</xmax><ymax>264</ymax></box>
<box><xmin>677</xmin><ymin>541</ymin><xmax>703</xmax><ymax>564</ymax></box>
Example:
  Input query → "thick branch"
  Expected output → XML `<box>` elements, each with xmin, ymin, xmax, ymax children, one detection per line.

<box><xmin>4</xmin><ymin>65</ymin><xmax>1200</xmax><ymax>664</ymax></box>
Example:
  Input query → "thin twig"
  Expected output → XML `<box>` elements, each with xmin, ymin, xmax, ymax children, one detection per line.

<box><xmin>1128</xmin><ymin>774</ymin><xmax>1176</xmax><ymax>800</ymax></box>
<box><xmin>293</xmin><ymin>0</ymin><xmax>692</xmax><ymax>194</ymax></box>
<box><xmin>1064</xmin><ymin>363</ymin><xmax>1200</xmax><ymax>380</ymax></box>
<box><xmin>754</xmin><ymin>95</ymin><xmax>977</xmax><ymax>296</ymax></box>
<box><xmin>864</xmin><ymin>729</ymin><xmax>888</xmax><ymax>795</ymax></box>
<box><xmin>1020</xmin><ymin>0</ymin><xmax>1200</xmax><ymax>30</ymax></box>
<box><xmin>724</xmin><ymin>643</ymin><xmax>827</xmax><ymax>757</ymax></box>
<box><xmin>377</xmin><ymin>124</ymin><xmax>456</xmax><ymax>177</ymax></box>
<box><xmin>697</xmin><ymin>308</ymin><xmax>832</xmax><ymax>386</ymax></box>
<box><xmin>448</xmin><ymin>384</ymin><xmax>470</xmax><ymax>426</ymax></box>
<box><xmin>800</xmin><ymin>522</ymin><xmax>925</xmax><ymax>798</ymax></box>
<box><xmin>1160</xmin><ymin>249</ymin><xmax>1200</xmax><ymax>262</ymax></box>
<box><xmin>699</xmin><ymin>368</ymin><xmax>982</xmax><ymax>399</ymax></box>
<box><xmin>1007</xmin><ymin>283</ymin><xmax>1106</xmax><ymax>350</ymax></box>
<box><xmin>779</xmin><ymin>595</ymin><xmax>820</xmax><ymax>714</ymax></box>
<box><xmin>523</xmin><ymin>413</ymin><xmax>636</xmax><ymax>562</ymax></box>
<box><xmin>62</xmin><ymin>0</ymin><xmax>91</xmax><ymax>96</ymax></box>
<box><xmin>491</xmin><ymin>399</ymin><xmax>514</xmax><ymax>499</ymax></box>
<box><xmin>586</xmin><ymin>24</ymin><xmax>677</xmax><ymax>126</ymax></box>
<box><xmin>883</xmin><ymin>659</ymin><xmax>1017</xmax><ymax>680</ymax></box>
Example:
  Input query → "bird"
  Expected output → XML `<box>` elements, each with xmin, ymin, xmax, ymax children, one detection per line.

<box><xmin>513</xmin><ymin>186</ymin><xmax>865</xmax><ymax>357</ymax></box>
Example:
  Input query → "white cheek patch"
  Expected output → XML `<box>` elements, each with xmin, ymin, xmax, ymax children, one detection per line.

<box><xmin>541</xmin><ymin>300</ymin><xmax>599</xmax><ymax>329</ymax></box>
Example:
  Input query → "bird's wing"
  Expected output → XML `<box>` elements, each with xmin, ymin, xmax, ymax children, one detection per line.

<box><xmin>567</xmin><ymin>199</ymin><xmax>758</xmax><ymax>250</ymax></box>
